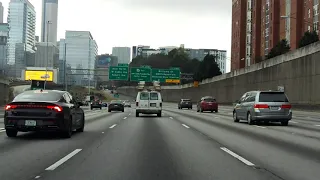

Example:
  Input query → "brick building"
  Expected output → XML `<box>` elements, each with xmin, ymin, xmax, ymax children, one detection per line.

<box><xmin>231</xmin><ymin>0</ymin><xmax>320</xmax><ymax>71</ymax></box>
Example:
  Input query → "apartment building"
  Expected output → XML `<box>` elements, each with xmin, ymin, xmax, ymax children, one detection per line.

<box><xmin>231</xmin><ymin>0</ymin><xmax>319</xmax><ymax>71</ymax></box>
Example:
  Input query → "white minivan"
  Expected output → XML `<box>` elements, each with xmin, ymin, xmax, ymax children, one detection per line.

<box><xmin>136</xmin><ymin>90</ymin><xmax>162</xmax><ymax>117</ymax></box>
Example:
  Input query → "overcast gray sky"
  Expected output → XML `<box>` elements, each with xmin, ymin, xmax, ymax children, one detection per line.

<box><xmin>2</xmin><ymin>0</ymin><xmax>232</xmax><ymax>71</ymax></box>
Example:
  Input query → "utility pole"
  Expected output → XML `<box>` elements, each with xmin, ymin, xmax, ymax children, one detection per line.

<box><xmin>44</xmin><ymin>20</ymin><xmax>51</xmax><ymax>89</ymax></box>
<box><xmin>64</xmin><ymin>42</ymin><xmax>67</xmax><ymax>91</ymax></box>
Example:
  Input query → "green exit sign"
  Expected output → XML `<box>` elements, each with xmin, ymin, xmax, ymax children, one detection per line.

<box><xmin>109</xmin><ymin>66</ymin><xmax>129</xmax><ymax>80</ymax></box>
<box><xmin>151</xmin><ymin>69</ymin><xmax>180</xmax><ymax>83</ymax></box>
<box><xmin>130</xmin><ymin>67</ymin><xmax>152</xmax><ymax>82</ymax></box>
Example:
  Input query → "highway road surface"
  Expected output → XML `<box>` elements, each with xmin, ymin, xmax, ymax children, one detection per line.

<box><xmin>0</xmin><ymin>104</ymin><xmax>320</xmax><ymax>180</ymax></box>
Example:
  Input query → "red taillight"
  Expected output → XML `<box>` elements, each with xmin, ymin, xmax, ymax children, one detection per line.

<box><xmin>5</xmin><ymin>105</ymin><xmax>17</xmax><ymax>110</ymax></box>
<box><xmin>254</xmin><ymin>104</ymin><xmax>269</xmax><ymax>109</ymax></box>
<box><xmin>47</xmin><ymin>105</ymin><xmax>62</xmax><ymax>112</ymax></box>
<box><xmin>136</xmin><ymin>102</ymin><xmax>139</xmax><ymax>106</ymax></box>
<box><xmin>281</xmin><ymin>104</ymin><xmax>292</xmax><ymax>109</ymax></box>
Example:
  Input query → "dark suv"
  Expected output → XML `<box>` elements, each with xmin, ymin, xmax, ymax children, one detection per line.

<box><xmin>91</xmin><ymin>100</ymin><xmax>102</xmax><ymax>110</ymax></box>
<box><xmin>178</xmin><ymin>99</ymin><xmax>192</xmax><ymax>109</ymax></box>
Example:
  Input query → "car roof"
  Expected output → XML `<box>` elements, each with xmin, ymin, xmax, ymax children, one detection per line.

<box><xmin>22</xmin><ymin>89</ymin><xmax>66</xmax><ymax>95</ymax></box>
<box><xmin>202</xmin><ymin>96</ymin><xmax>215</xmax><ymax>99</ymax></box>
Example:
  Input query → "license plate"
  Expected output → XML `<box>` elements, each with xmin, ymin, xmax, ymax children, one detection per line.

<box><xmin>25</xmin><ymin>120</ymin><xmax>36</xmax><ymax>126</ymax></box>
<box><xmin>270</xmin><ymin>106</ymin><xmax>279</xmax><ymax>110</ymax></box>
<box><xmin>150</xmin><ymin>103</ymin><xmax>156</xmax><ymax>107</ymax></box>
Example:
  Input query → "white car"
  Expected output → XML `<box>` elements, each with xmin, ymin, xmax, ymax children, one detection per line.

<box><xmin>135</xmin><ymin>90</ymin><xmax>162</xmax><ymax>117</ymax></box>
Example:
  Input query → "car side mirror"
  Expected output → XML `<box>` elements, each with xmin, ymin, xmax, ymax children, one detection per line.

<box><xmin>235</xmin><ymin>100</ymin><xmax>240</xmax><ymax>104</ymax></box>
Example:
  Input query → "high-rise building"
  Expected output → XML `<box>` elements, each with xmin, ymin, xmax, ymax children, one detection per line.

<box><xmin>0</xmin><ymin>23</ymin><xmax>8</xmax><ymax>74</ymax></box>
<box><xmin>41</xmin><ymin>0</ymin><xmax>58</xmax><ymax>43</ymax></box>
<box><xmin>112</xmin><ymin>47</ymin><xmax>131</xmax><ymax>64</ymax></box>
<box><xmin>231</xmin><ymin>0</ymin><xmax>246</xmax><ymax>71</ymax></box>
<box><xmin>34</xmin><ymin>42</ymin><xmax>59</xmax><ymax>68</ymax></box>
<box><xmin>59</xmin><ymin>31</ymin><xmax>98</xmax><ymax>86</ymax></box>
<box><xmin>7</xmin><ymin>0</ymin><xmax>36</xmax><ymax>77</ymax></box>
<box><xmin>0</xmin><ymin>2</ymin><xmax>4</xmax><ymax>23</ymax></box>
<box><xmin>231</xmin><ymin>0</ymin><xmax>317</xmax><ymax>71</ymax></box>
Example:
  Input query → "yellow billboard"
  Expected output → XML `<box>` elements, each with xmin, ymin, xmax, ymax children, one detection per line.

<box><xmin>25</xmin><ymin>70</ymin><xmax>54</xmax><ymax>81</ymax></box>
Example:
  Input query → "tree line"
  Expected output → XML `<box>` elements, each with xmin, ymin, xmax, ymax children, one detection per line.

<box><xmin>128</xmin><ymin>48</ymin><xmax>222</xmax><ymax>85</ymax></box>
<box><xmin>265</xmin><ymin>31</ymin><xmax>319</xmax><ymax>60</ymax></box>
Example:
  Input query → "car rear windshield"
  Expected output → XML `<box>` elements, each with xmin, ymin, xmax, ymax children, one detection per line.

<box><xmin>204</xmin><ymin>98</ymin><xmax>216</xmax><ymax>102</ymax></box>
<box><xmin>111</xmin><ymin>100</ymin><xmax>121</xmax><ymax>103</ymax></box>
<box><xmin>14</xmin><ymin>91</ymin><xmax>61</xmax><ymax>102</ymax></box>
<box><xmin>150</xmin><ymin>93</ymin><xmax>159</xmax><ymax>100</ymax></box>
<box><xmin>140</xmin><ymin>92</ymin><xmax>149</xmax><ymax>100</ymax></box>
<box><xmin>182</xmin><ymin>99</ymin><xmax>191</xmax><ymax>102</ymax></box>
<box><xmin>259</xmin><ymin>92</ymin><xmax>289</xmax><ymax>102</ymax></box>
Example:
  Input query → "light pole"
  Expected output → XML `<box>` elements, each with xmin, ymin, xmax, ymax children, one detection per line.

<box><xmin>64</xmin><ymin>42</ymin><xmax>67</xmax><ymax>91</ymax></box>
<box><xmin>44</xmin><ymin>20</ymin><xmax>52</xmax><ymax>89</ymax></box>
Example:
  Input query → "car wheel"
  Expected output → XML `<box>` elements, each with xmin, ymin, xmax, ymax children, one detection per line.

<box><xmin>233</xmin><ymin>111</ymin><xmax>239</xmax><ymax>122</ymax></box>
<box><xmin>100</xmin><ymin>107</ymin><xmax>102</xmax><ymax>110</ymax></box>
<box><xmin>157</xmin><ymin>112</ymin><xmax>162</xmax><ymax>117</ymax></box>
<box><xmin>77</xmin><ymin>114</ymin><xmax>85</xmax><ymax>132</ymax></box>
<box><xmin>91</xmin><ymin>107</ymin><xmax>93</xmax><ymax>110</ymax></box>
<box><xmin>136</xmin><ymin>112</ymin><xmax>139</xmax><ymax>117</ymax></box>
<box><xmin>247</xmin><ymin>112</ymin><xmax>254</xmax><ymax>125</ymax></box>
<box><xmin>6</xmin><ymin>129</ymin><xmax>18</xmax><ymax>137</ymax></box>
<box><xmin>62</xmin><ymin>117</ymin><xmax>73</xmax><ymax>138</ymax></box>
<box><xmin>215</xmin><ymin>109</ymin><xmax>218</xmax><ymax>113</ymax></box>
<box><xmin>108</xmin><ymin>109</ymin><xmax>111</xmax><ymax>112</ymax></box>
<box><xmin>122</xmin><ymin>109</ymin><xmax>124</xmax><ymax>112</ymax></box>
<box><xmin>281</xmin><ymin>121</ymin><xmax>289</xmax><ymax>126</ymax></box>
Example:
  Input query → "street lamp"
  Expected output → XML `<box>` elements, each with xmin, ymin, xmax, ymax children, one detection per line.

<box><xmin>44</xmin><ymin>20</ymin><xmax>52</xmax><ymax>90</ymax></box>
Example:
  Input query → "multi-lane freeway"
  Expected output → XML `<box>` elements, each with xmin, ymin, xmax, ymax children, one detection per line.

<box><xmin>0</xmin><ymin>103</ymin><xmax>320</xmax><ymax>180</ymax></box>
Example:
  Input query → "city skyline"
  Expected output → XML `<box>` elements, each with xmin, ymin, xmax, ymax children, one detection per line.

<box><xmin>0</xmin><ymin>0</ymin><xmax>232</xmax><ymax>71</ymax></box>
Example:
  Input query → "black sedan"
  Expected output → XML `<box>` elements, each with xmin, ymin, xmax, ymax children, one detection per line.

<box><xmin>4</xmin><ymin>89</ymin><xmax>85</xmax><ymax>138</ymax></box>
<box><xmin>108</xmin><ymin>100</ymin><xmax>124</xmax><ymax>112</ymax></box>
<box><xmin>91</xmin><ymin>100</ymin><xmax>102</xmax><ymax>110</ymax></box>
<box><xmin>178</xmin><ymin>99</ymin><xmax>193</xmax><ymax>109</ymax></box>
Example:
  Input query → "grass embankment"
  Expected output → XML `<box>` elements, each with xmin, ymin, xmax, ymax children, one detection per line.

<box><xmin>69</xmin><ymin>86</ymin><xmax>115</xmax><ymax>102</ymax></box>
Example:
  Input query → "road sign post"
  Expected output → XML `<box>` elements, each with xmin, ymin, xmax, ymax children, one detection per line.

<box><xmin>130</xmin><ymin>67</ymin><xmax>152</xmax><ymax>82</ymax></box>
<box><xmin>151</xmin><ymin>69</ymin><xmax>180</xmax><ymax>83</ymax></box>
<box><xmin>109</xmin><ymin>66</ymin><xmax>129</xmax><ymax>80</ymax></box>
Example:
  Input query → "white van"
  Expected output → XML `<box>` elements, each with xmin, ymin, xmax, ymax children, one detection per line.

<box><xmin>136</xmin><ymin>90</ymin><xmax>162</xmax><ymax>117</ymax></box>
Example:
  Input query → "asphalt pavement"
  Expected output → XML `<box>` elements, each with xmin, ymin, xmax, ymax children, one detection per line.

<box><xmin>0</xmin><ymin>104</ymin><xmax>319</xmax><ymax>180</ymax></box>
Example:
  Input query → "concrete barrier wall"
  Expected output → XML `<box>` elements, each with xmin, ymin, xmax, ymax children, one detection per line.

<box><xmin>0</xmin><ymin>78</ymin><xmax>10</xmax><ymax>105</ymax></box>
<box><xmin>117</xmin><ymin>41</ymin><xmax>320</xmax><ymax>106</ymax></box>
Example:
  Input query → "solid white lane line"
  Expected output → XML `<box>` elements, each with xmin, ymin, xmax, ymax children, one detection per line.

<box><xmin>314</xmin><ymin>125</ymin><xmax>320</xmax><ymax>127</ymax></box>
<box><xmin>45</xmin><ymin>149</ymin><xmax>82</xmax><ymax>170</ymax></box>
<box><xmin>253</xmin><ymin>125</ymin><xmax>266</xmax><ymax>129</ymax></box>
<box><xmin>109</xmin><ymin>124</ymin><xmax>117</xmax><ymax>128</ymax></box>
<box><xmin>129</xmin><ymin>113</ymin><xmax>131</xmax><ymax>116</ymax></box>
<box><xmin>35</xmin><ymin>176</ymin><xmax>41</xmax><ymax>179</ymax></box>
<box><xmin>290</xmin><ymin>121</ymin><xmax>298</xmax><ymax>124</ymax></box>
<box><xmin>123</xmin><ymin>117</ymin><xmax>127</xmax><ymax>119</ymax></box>
<box><xmin>220</xmin><ymin>147</ymin><xmax>255</xmax><ymax>166</ymax></box>
<box><xmin>182</xmin><ymin>124</ymin><xmax>190</xmax><ymax>129</ymax></box>
<box><xmin>169</xmin><ymin>117</ymin><xmax>173</xmax><ymax>119</ymax></box>
<box><xmin>215</xmin><ymin>117</ymin><xmax>219</xmax><ymax>119</ymax></box>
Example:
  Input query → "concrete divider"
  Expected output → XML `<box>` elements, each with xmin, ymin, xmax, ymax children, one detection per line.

<box><xmin>117</xmin><ymin>41</ymin><xmax>320</xmax><ymax>108</ymax></box>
